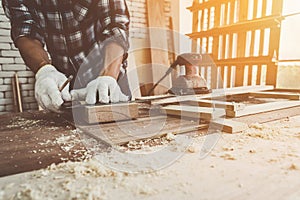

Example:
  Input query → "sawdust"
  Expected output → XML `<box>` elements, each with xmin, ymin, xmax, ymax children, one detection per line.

<box><xmin>220</xmin><ymin>153</ymin><xmax>236</xmax><ymax>160</ymax></box>
<box><xmin>288</xmin><ymin>164</ymin><xmax>299</xmax><ymax>171</ymax></box>
<box><xmin>5</xmin><ymin>116</ymin><xmax>43</xmax><ymax>129</ymax></box>
<box><xmin>244</xmin><ymin>123</ymin><xmax>281</xmax><ymax>140</ymax></box>
<box><xmin>2</xmin><ymin>116</ymin><xmax>300</xmax><ymax>199</ymax></box>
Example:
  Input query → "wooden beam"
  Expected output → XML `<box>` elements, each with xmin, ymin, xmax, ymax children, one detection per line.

<box><xmin>83</xmin><ymin>102</ymin><xmax>139</xmax><ymax>124</ymax></box>
<box><xmin>183</xmin><ymin>99</ymin><xmax>246</xmax><ymax>111</ymax></box>
<box><xmin>226</xmin><ymin>101</ymin><xmax>300</xmax><ymax>118</ymax></box>
<box><xmin>152</xmin><ymin>85</ymin><xmax>274</xmax><ymax>105</ymax></box>
<box><xmin>249</xmin><ymin>91</ymin><xmax>300</xmax><ymax>100</ymax></box>
<box><xmin>162</xmin><ymin>105</ymin><xmax>225</xmax><ymax>120</ymax></box>
<box><xmin>78</xmin><ymin>116</ymin><xmax>208</xmax><ymax>145</ymax></box>
<box><xmin>146</xmin><ymin>0</ymin><xmax>171</xmax><ymax>95</ymax></box>
<box><xmin>210</xmin><ymin>119</ymin><xmax>248</xmax><ymax>133</ymax></box>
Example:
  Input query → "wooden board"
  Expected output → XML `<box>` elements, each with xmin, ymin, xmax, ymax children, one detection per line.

<box><xmin>146</xmin><ymin>0</ymin><xmax>171</xmax><ymax>95</ymax></box>
<box><xmin>248</xmin><ymin>92</ymin><xmax>300</xmax><ymax>100</ymax></box>
<box><xmin>162</xmin><ymin>105</ymin><xmax>225</xmax><ymax>120</ymax></box>
<box><xmin>226</xmin><ymin>101</ymin><xmax>300</xmax><ymax>118</ymax></box>
<box><xmin>83</xmin><ymin>102</ymin><xmax>139</xmax><ymax>124</ymax></box>
<box><xmin>152</xmin><ymin>85</ymin><xmax>274</xmax><ymax>105</ymax></box>
<box><xmin>210</xmin><ymin>119</ymin><xmax>248</xmax><ymax>133</ymax></box>
<box><xmin>183</xmin><ymin>99</ymin><xmax>246</xmax><ymax>111</ymax></box>
<box><xmin>78</xmin><ymin>116</ymin><xmax>208</xmax><ymax>145</ymax></box>
<box><xmin>0</xmin><ymin>111</ymin><xmax>89</xmax><ymax>177</ymax></box>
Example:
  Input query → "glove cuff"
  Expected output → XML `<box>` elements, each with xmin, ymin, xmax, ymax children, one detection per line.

<box><xmin>35</xmin><ymin>64</ymin><xmax>58</xmax><ymax>79</ymax></box>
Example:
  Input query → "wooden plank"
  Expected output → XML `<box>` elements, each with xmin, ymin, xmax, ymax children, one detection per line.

<box><xmin>162</xmin><ymin>105</ymin><xmax>225</xmax><ymax>120</ymax></box>
<box><xmin>226</xmin><ymin>101</ymin><xmax>300</xmax><ymax>117</ymax></box>
<box><xmin>211</xmin><ymin>118</ymin><xmax>248</xmax><ymax>133</ymax></box>
<box><xmin>233</xmin><ymin>106</ymin><xmax>300</xmax><ymax>125</ymax></box>
<box><xmin>187</xmin><ymin>15</ymin><xmax>280</xmax><ymax>39</ymax></box>
<box><xmin>183</xmin><ymin>99</ymin><xmax>246</xmax><ymax>111</ymax></box>
<box><xmin>152</xmin><ymin>85</ymin><xmax>274</xmax><ymax>105</ymax></box>
<box><xmin>266</xmin><ymin>0</ymin><xmax>283</xmax><ymax>86</ymax></box>
<box><xmin>14</xmin><ymin>73</ymin><xmax>23</xmax><ymax>112</ymax></box>
<box><xmin>146</xmin><ymin>0</ymin><xmax>171</xmax><ymax>95</ymax></box>
<box><xmin>0</xmin><ymin>111</ymin><xmax>88</xmax><ymax>177</ymax></box>
<box><xmin>211</xmin><ymin>4</ymin><xmax>221</xmax><ymax>89</ymax></box>
<box><xmin>78</xmin><ymin>116</ymin><xmax>207</xmax><ymax>145</ymax></box>
<box><xmin>203</xmin><ymin>56</ymin><xmax>275</xmax><ymax>65</ymax></box>
<box><xmin>248</xmin><ymin>92</ymin><xmax>300</xmax><ymax>100</ymax></box>
<box><xmin>84</xmin><ymin>102</ymin><xmax>139</xmax><ymax>124</ymax></box>
<box><xmin>191</xmin><ymin>0</ymin><xmax>200</xmax><ymax>52</ymax></box>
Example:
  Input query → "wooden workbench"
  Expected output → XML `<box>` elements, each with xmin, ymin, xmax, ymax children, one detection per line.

<box><xmin>0</xmin><ymin>111</ymin><xmax>90</xmax><ymax>177</ymax></box>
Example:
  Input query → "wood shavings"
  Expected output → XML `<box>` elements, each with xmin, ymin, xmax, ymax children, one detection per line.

<box><xmin>288</xmin><ymin>164</ymin><xmax>298</xmax><ymax>170</ymax></box>
<box><xmin>220</xmin><ymin>154</ymin><xmax>236</xmax><ymax>160</ymax></box>
<box><xmin>245</xmin><ymin>123</ymin><xmax>281</xmax><ymax>140</ymax></box>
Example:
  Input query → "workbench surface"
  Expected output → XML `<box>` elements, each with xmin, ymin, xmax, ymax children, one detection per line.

<box><xmin>0</xmin><ymin>111</ymin><xmax>88</xmax><ymax>177</ymax></box>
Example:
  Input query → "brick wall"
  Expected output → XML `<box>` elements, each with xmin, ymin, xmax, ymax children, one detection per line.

<box><xmin>0</xmin><ymin>2</ymin><xmax>37</xmax><ymax>115</ymax></box>
<box><xmin>0</xmin><ymin>0</ymin><xmax>171</xmax><ymax>115</ymax></box>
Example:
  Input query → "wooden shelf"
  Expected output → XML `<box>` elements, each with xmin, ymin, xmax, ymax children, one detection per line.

<box><xmin>187</xmin><ymin>15</ymin><xmax>281</xmax><ymax>39</ymax></box>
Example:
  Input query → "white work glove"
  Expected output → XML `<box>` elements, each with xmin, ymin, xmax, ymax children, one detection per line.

<box><xmin>71</xmin><ymin>76</ymin><xmax>128</xmax><ymax>104</ymax></box>
<box><xmin>35</xmin><ymin>64</ymin><xmax>71</xmax><ymax>112</ymax></box>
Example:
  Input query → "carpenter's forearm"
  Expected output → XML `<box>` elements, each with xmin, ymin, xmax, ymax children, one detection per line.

<box><xmin>101</xmin><ymin>42</ymin><xmax>124</xmax><ymax>80</ymax></box>
<box><xmin>16</xmin><ymin>37</ymin><xmax>51</xmax><ymax>73</ymax></box>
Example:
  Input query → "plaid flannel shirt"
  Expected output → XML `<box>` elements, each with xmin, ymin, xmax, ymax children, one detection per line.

<box><xmin>2</xmin><ymin>0</ymin><xmax>130</xmax><ymax>88</ymax></box>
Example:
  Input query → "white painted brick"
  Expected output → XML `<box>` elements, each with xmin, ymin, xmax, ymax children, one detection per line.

<box><xmin>5</xmin><ymin>105</ymin><xmax>13</xmax><ymax>111</ymax></box>
<box><xmin>0</xmin><ymin>98</ymin><xmax>12</xmax><ymax>105</ymax></box>
<box><xmin>23</xmin><ymin>104</ymin><xmax>30</xmax><ymax>110</ymax></box>
<box><xmin>0</xmin><ymin>92</ymin><xmax>4</xmax><ymax>98</ymax></box>
<box><xmin>20</xmin><ymin>84</ymin><xmax>34</xmax><ymax>90</ymax></box>
<box><xmin>0</xmin><ymin>36</ymin><xmax>11</xmax><ymax>42</ymax></box>
<box><xmin>4</xmin><ymin>91</ymin><xmax>12</xmax><ymax>98</ymax></box>
<box><xmin>17</xmin><ymin>71</ymin><xmax>34</xmax><ymax>77</ymax></box>
<box><xmin>3</xmin><ymin>78</ymin><xmax>12</xmax><ymax>84</ymax></box>
<box><xmin>0</xmin><ymin>22</ymin><xmax>11</xmax><ymax>29</ymax></box>
<box><xmin>0</xmin><ymin>105</ymin><xmax>5</xmax><ymax>112</ymax></box>
<box><xmin>0</xmin><ymin>78</ymin><xmax>3</xmax><ymax>85</ymax></box>
<box><xmin>29</xmin><ymin>90</ymin><xmax>35</xmax><ymax>96</ymax></box>
<box><xmin>2</xmin><ymin>64</ymin><xmax>27</xmax><ymax>71</ymax></box>
<box><xmin>0</xmin><ymin>57</ymin><xmax>14</xmax><ymax>64</ymax></box>
<box><xmin>0</xmin><ymin>29</ymin><xmax>10</xmax><ymax>36</ymax></box>
<box><xmin>0</xmin><ymin>111</ymin><xmax>10</xmax><ymax>115</ymax></box>
<box><xmin>23</xmin><ymin>96</ymin><xmax>36</xmax><ymax>103</ymax></box>
<box><xmin>0</xmin><ymin>85</ymin><xmax>11</xmax><ymax>92</ymax></box>
<box><xmin>28</xmin><ymin>78</ymin><xmax>35</xmax><ymax>84</ymax></box>
<box><xmin>0</xmin><ymin>43</ymin><xmax>11</xmax><ymax>49</ymax></box>
<box><xmin>1</xmin><ymin>50</ymin><xmax>20</xmax><ymax>57</ymax></box>
<box><xmin>0</xmin><ymin>15</ymin><xmax>8</xmax><ymax>22</ymax></box>
<box><xmin>10</xmin><ymin>44</ymin><xmax>18</xmax><ymax>50</ymax></box>
<box><xmin>0</xmin><ymin>71</ymin><xmax>14</xmax><ymax>78</ymax></box>
<box><xmin>14</xmin><ymin>58</ymin><xmax>25</xmax><ymax>64</ymax></box>
<box><xmin>21</xmin><ymin>90</ymin><xmax>29</xmax><ymax>97</ymax></box>
<box><xmin>30</xmin><ymin>103</ymin><xmax>38</xmax><ymax>109</ymax></box>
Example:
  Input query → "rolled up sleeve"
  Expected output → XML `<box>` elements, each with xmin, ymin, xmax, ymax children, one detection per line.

<box><xmin>2</xmin><ymin>0</ymin><xmax>45</xmax><ymax>47</ymax></box>
<box><xmin>98</xmin><ymin>0</ymin><xmax>130</xmax><ymax>51</ymax></box>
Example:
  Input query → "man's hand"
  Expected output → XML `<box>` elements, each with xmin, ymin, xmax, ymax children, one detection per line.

<box><xmin>71</xmin><ymin>76</ymin><xmax>128</xmax><ymax>104</ymax></box>
<box><xmin>35</xmin><ymin>65</ymin><xmax>71</xmax><ymax>112</ymax></box>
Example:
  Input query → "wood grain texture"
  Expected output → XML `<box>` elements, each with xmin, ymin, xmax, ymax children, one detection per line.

<box><xmin>152</xmin><ymin>85</ymin><xmax>274</xmax><ymax>105</ymax></box>
<box><xmin>210</xmin><ymin>118</ymin><xmax>248</xmax><ymax>133</ymax></box>
<box><xmin>226</xmin><ymin>101</ymin><xmax>300</xmax><ymax>118</ymax></box>
<box><xmin>183</xmin><ymin>99</ymin><xmax>246</xmax><ymax>111</ymax></box>
<box><xmin>249</xmin><ymin>92</ymin><xmax>300</xmax><ymax>100</ymax></box>
<box><xmin>0</xmin><ymin>111</ymin><xmax>89</xmax><ymax>177</ymax></box>
<box><xmin>146</xmin><ymin>0</ymin><xmax>171</xmax><ymax>95</ymax></box>
<box><xmin>83</xmin><ymin>102</ymin><xmax>139</xmax><ymax>124</ymax></box>
<box><xmin>78</xmin><ymin>116</ymin><xmax>206</xmax><ymax>145</ymax></box>
<box><xmin>162</xmin><ymin>105</ymin><xmax>225</xmax><ymax>120</ymax></box>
